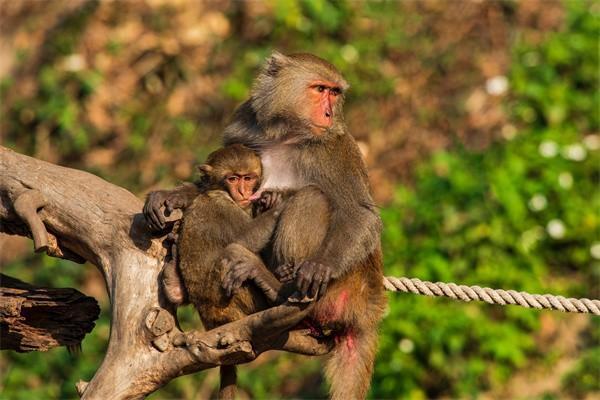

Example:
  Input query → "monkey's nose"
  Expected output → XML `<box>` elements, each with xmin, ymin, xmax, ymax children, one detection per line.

<box><xmin>325</xmin><ymin>110</ymin><xmax>331</xmax><ymax>118</ymax></box>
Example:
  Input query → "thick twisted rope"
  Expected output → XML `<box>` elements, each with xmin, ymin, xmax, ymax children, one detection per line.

<box><xmin>383</xmin><ymin>276</ymin><xmax>600</xmax><ymax>315</ymax></box>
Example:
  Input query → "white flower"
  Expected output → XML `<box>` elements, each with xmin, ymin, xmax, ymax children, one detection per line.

<box><xmin>539</xmin><ymin>140</ymin><xmax>558</xmax><ymax>158</ymax></box>
<box><xmin>528</xmin><ymin>194</ymin><xmax>548</xmax><ymax>211</ymax></box>
<box><xmin>341</xmin><ymin>45</ymin><xmax>359</xmax><ymax>64</ymax></box>
<box><xmin>547</xmin><ymin>219</ymin><xmax>566</xmax><ymax>239</ymax></box>
<box><xmin>398</xmin><ymin>338</ymin><xmax>414</xmax><ymax>353</ymax></box>
<box><xmin>558</xmin><ymin>172</ymin><xmax>573</xmax><ymax>189</ymax></box>
<box><xmin>591</xmin><ymin>243</ymin><xmax>600</xmax><ymax>260</ymax></box>
<box><xmin>485</xmin><ymin>75</ymin><xmax>508</xmax><ymax>96</ymax></box>
<box><xmin>583</xmin><ymin>134</ymin><xmax>600</xmax><ymax>151</ymax></box>
<box><xmin>562</xmin><ymin>144</ymin><xmax>587</xmax><ymax>161</ymax></box>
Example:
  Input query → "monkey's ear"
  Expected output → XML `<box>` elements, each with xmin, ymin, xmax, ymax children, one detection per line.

<box><xmin>197</xmin><ymin>164</ymin><xmax>213</xmax><ymax>176</ymax></box>
<box><xmin>266</xmin><ymin>51</ymin><xmax>290</xmax><ymax>77</ymax></box>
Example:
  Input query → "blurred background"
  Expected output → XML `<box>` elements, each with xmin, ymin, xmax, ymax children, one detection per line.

<box><xmin>0</xmin><ymin>0</ymin><xmax>598</xmax><ymax>398</ymax></box>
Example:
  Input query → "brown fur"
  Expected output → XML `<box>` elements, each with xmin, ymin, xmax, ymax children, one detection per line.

<box><xmin>223</xmin><ymin>53</ymin><xmax>387</xmax><ymax>400</ymax></box>
<box><xmin>175</xmin><ymin>145</ymin><xmax>284</xmax><ymax>400</ymax></box>
<box><xmin>143</xmin><ymin>53</ymin><xmax>386</xmax><ymax>399</ymax></box>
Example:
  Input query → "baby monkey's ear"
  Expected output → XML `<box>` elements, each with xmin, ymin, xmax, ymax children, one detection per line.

<box><xmin>197</xmin><ymin>164</ymin><xmax>213</xmax><ymax>176</ymax></box>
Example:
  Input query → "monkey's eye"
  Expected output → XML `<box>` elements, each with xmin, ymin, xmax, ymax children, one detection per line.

<box><xmin>227</xmin><ymin>176</ymin><xmax>239</xmax><ymax>183</ymax></box>
<box><xmin>330</xmin><ymin>87</ymin><xmax>341</xmax><ymax>96</ymax></box>
<box><xmin>316</xmin><ymin>85</ymin><xmax>326</xmax><ymax>93</ymax></box>
<box><xmin>243</xmin><ymin>176</ymin><xmax>254</xmax><ymax>182</ymax></box>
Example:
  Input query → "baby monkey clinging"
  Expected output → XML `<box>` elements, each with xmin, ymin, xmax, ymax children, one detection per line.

<box><xmin>163</xmin><ymin>144</ymin><xmax>286</xmax><ymax>399</ymax></box>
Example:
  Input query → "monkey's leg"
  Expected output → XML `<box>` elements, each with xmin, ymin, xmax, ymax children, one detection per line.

<box><xmin>160</xmin><ymin>238</ymin><xmax>189</xmax><ymax>305</ymax></box>
<box><xmin>161</xmin><ymin>260</ymin><xmax>188</xmax><ymax>305</ymax></box>
<box><xmin>218</xmin><ymin>365</ymin><xmax>237</xmax><ymax>400</ymax></box>
<box><xmin>222</xmin><ymin>243</ymin><xmax>287</xmax><ymax>304</ymax></box>
<box><xmin>273</xmin><ymin>186</ymin><xmax>382</xmax><ymax>399</ymax></box>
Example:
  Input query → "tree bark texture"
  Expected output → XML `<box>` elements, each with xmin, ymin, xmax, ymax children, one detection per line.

<box><xmin>0</xmin><ymin>146</ymin><xmax>332</xmax><ymax>399</ymax></box>
<box><xmin>0</xmin><ymin>273</ymin><xmax>100</xmax><ymax>352</ymax></box>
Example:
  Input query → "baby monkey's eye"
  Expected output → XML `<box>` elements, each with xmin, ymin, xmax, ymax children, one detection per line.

<box><xmin>227</xmin><ymin>176</ymin><xmax>239</xmax><ymax>183</ymax></box>
<box><xmin>243</xmin><ymin>176</ymin><xmax>253</xmax><ymax>181</ymax></box>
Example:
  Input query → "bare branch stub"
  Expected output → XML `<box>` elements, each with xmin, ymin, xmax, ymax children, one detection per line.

<box><xmin>169</xmin><ymin>302</ymin><xmax>331</xmax><ymax>367</ymax></box>
<box><xmin>13</xmin><ymin>189</ymin><xmax>48</xmax><ymax>252</ymax></box>
<box><xmin>0</xmin><ymin>274</ymin><xmax>100</xmax><ymax>352</ymax></box>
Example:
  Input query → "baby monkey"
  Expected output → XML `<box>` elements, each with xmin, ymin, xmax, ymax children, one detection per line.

<box><xmin>159</xmin><ymin>144</ymin><xmax>286</xmax><ymax>399</ymax></box>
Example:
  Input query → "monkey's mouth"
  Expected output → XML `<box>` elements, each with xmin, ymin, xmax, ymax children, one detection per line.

<box><xmin>311</xmin><ymin>122</ymin><xmax>329</xmax><ymax>129</ymax></box>
<box><xmin>249</xmin><ymin>191</ymin><xmax>263</xmax><ymax>201</ymax></box>
<box><xmin>310</xmin><ymin>123</ymin><xmax>329</xmax><ymax>135</ymax></box>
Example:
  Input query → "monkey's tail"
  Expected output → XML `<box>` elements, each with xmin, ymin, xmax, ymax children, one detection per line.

<box><xmin>325</xmin><ymin>327</ymin><xmax>378</xmax><ymax>400</ymax></box>
<box><xmin>218</xmin><ymin>365</ymin><xmax>237</xmax><ymax>400</ymax></box>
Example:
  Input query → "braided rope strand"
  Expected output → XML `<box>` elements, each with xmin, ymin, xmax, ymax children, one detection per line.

<box><xmin>383</xmin><ymin>276</ymin><xmax>600</xmax><ymax>315</ymax></box>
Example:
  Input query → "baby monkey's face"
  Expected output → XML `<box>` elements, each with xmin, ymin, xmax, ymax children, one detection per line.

<box><xmin>223</xmin><ymin>171</ymin><xmax>261</xmax><ymax>209</ymax></box>
<box><xmin>200</xmin><ymin>144</ymin><xmax>263</xmax><ymax>210</ymax></box>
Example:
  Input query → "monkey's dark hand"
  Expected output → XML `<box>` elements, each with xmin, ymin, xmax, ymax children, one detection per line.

<box><xmin>274</xmin><ymin>263</ymin><xmax>299</xmax><ymax>283</ymax></box>
<box><xmin>144</xmin><ymin>190</ymin><xmax>170</xmax><ymax>231</ymax></box>
<box><xmin>294</xmin><ymin>260</ymin><xmax>333</xmax><ymax>300</ymax></box>
<box><xmin>222</xmin><ymin>259</ymin><xmax>258</xmax><ymax>297</ymax></box>
<box><xmin>144</xmin><ymin>190</ymin><xmax>193</xmax><ymax>232</ymax></box>
<box><xmin>222</xmin><ymin>243</ymin><xmax>261</xmax><ymax>297</ymax></box>
<box><xmin>255</xmin><ymin>190</ymin><xmax>285</xmax><ymax>214</ymax></box>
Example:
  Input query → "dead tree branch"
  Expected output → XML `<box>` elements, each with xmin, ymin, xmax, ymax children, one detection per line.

<box><xmin>0</xmin><ymin>146</ymin><xmax>331</xmax><ymax>399</ymax></box>
<box><xmin>0</xmin><ymin>273</ymin><xmax>100</xmax><ymax>352</ymax></box>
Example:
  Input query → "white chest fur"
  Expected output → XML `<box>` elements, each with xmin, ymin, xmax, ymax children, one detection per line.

<box><xmin>260</xmin><ymin>146</ymin><xmax>303</xmax><ymax>190</ymax></box>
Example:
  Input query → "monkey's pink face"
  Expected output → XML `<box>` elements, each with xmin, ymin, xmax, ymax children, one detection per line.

<box><xmin>306</xmin><ymin>81</ymin><xmax>342</xmax><ymax>135</ymax></box>
<box><xmin>224</xmin><ymin>173</ymin><xmax>260</xmax><ymax>208</ymax></box>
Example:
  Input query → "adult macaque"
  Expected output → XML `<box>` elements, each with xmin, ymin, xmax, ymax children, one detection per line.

<box><xmin>144</xmin><ymin>53</ymin><xmax>386</xmax><ymax>400</ymax></box>
<box><xmin>165</xmin><ymin>144</ymin><xmax>287</xmax><ymax>399</ymax></box>
<box><xmin>223</xmin><ymin>53</ymin><xmax>386</xmax><ymax>400</ymax></box>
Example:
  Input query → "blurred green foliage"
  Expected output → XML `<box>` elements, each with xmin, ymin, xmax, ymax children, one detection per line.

<box><xmin>1</xmin><ymin>0</ymin><xmax>598</xmax><ymax>399</ymax></box>
<box><xmin>375</xmin><ymin>3</ymin><xmax>599</xmax><ymax>398</ymax></box>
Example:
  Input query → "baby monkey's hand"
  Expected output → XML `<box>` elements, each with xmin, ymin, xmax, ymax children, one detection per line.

<box><xmin>274</xmin><ymin>262</ymin><xmax>299</xmax><ymax>283</ymax></box>
<box><xmin>254</xmin><ymin>190</ymin><xmax>286</xmax><ymax>213</ymax></box>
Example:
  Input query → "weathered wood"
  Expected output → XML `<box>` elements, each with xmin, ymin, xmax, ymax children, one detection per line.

<box><xmin>0</xmin><ymin>273</ymin><xmax>100</xmax><ymax>352</ymax></box>
<box><xmin>0</xmin><ymin>145</ymin><xmax>330</xmax><ymax>399</ymax></box>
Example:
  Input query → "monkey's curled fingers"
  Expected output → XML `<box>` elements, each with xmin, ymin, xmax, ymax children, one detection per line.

<box><xmin>274</xmin><ymin>263</ymin><xmax>299</xmax><ymax>283</ymax></box>
<box><xmin>256</xmin><ymin>190</ymin><xmax>284</xmax><ymax>213</ymax></box>
<box><xmin>222</xmin><ymin>259</ymin><xmax>258</xmax><ymax>297</ymax></box>
<box><xmin>164</xmin><ymin>192</ymin><xmax>194</xmax><ymax>214</ymax></box>
<box><xmin>295</xmin><ymin>260</ymin><xmax>333</xmax><ymax>300</ymax></box>
<box><xmin>144</xmin><ymin>190</ymin><xmax>170</xmax><ymax>231</ymax></box>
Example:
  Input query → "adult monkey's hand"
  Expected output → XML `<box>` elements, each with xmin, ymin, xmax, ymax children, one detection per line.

<box><xmin>295</xmin><ymin>259</ymin><xmax>333</xmax><ymax>300</ymax></box>
<box><xmin>144</xmin><ymin>190</ymin><xmax>171</xmax><ymax>231</ymax></box>
<box><xmin>143</xmin><ymin>184</ymin><xmax>199</xmax><ymax>231</ymax></box>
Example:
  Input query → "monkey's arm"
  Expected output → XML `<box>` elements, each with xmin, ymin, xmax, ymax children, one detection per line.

<box><xmin>236</xmin><ymin>189</ymin><xmax>293</xmax><ymax>252</ymax></box>
<box><xmin>322</xmin><ymin>203</ymin><xmax>381</xmax><ymax>275</ymax></box>
<box><xmin>296</xmin><ymin>203</ymin><xmax>382</xmax><ymax>298</ymax></box>
<box><xmin>222</xmin><ymin>243</ymin><xmax>283</xmax><ymax>303</ymax></box>
<box><xmin>144</xmin><ymin>183</ymin><xmax>201</xmax><ymax>231</ymax></box>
